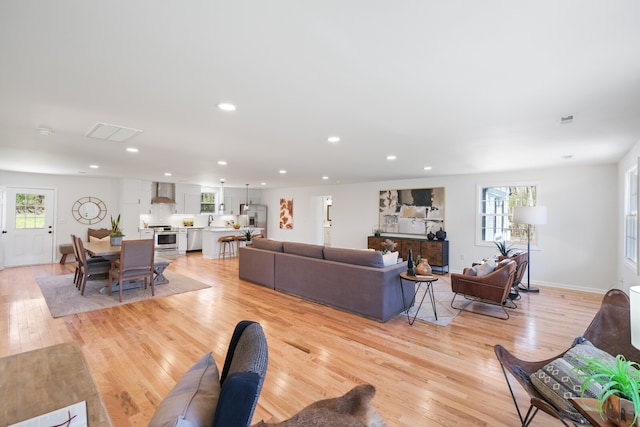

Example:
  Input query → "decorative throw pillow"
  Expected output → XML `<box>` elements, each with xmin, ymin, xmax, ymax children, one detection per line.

<box><xmin>475</xmin><ymin>259</ymin><xmax>495</xmax><ymax>276</ymax></box>
<box><xmin>529</xmin><ymin>340</ymin><xmax>615</xmax><ymax>423</ymax></box>
<box><xmin>148</xmin><ymin>352</ymin><xmax>221</xmax><ymax>427</ymax></box>
<box><xmin>382</xmin><ymin>251</ymin><xmax>399</xmax><ymax>267</ymax></box>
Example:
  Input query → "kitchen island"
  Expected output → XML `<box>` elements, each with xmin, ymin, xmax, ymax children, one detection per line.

<box><xmin>202</xmin><ymin>227</ymin><xmax>264</xmax><ymax>259</ymax></box>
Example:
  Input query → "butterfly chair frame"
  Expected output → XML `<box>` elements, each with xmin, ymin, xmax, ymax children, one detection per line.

<box><xmin>495</xmin><ymin>289</ymin><xmax>640</xmax><ymax>426</ymax></box>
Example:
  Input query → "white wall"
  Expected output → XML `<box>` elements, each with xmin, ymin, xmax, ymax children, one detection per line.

<box><xmin>1</xmin><ymin>164</ymin><xmax>620</xmax><ymax>293</ymax></box>
<box><xmin>618</xmin><ymin>140</ymin><xmax>640</xmax><ymax>293</ymax></box>
<box><xmin>263</xmin><ymin>164</ymin><xmax>617</xmax><ymax>293</ymax></box>
<box><xmin>0</xmin><ymin>170</ymin><xmax>119</xmax><ymax>258</ymax></box>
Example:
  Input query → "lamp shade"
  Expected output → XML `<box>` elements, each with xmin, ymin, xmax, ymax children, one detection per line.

<box><xmin>631</xmin><ymin>286</ymin><xmax>640</xmax><ymax>350</ymax></box>
<box><xmin>513</xmin><ymin>206</ymin><xmax>547</xmax><ymax>225</ymax></box>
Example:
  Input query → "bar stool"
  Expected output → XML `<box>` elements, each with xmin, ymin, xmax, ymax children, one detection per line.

<box><xmin>218</xmin><ymin>235</ymin><xmax>236</xmax><ymax>258</ymax></box>
<box><xmin>234</xmin><ymin>234</ymin><xmax>247</xmax><ymax>253</ymax></box>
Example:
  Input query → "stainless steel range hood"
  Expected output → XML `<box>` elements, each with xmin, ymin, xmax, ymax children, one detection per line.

<box><xmin>151</xmin><ymin>182</ymin><xmax>176</xmax><ymax>204</ymax></box>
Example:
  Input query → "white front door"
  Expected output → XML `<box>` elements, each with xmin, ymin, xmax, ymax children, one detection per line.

<box><xmin>4</xmin><ymin>187</ymin><xmax>56</xmax><ymax>266</ymax></box>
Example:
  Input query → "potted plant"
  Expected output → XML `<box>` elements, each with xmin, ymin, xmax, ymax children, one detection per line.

<box><xmin>244</xmin><ymin>229</ymin><xmax>253</xmax><ymax>242</ymax></box>
<box><xmin>380</xmin><ymin>239</ymin><xmax>397</xmax><ymax>254</ymax></box>
<box><xmin>110</xmin><ymin>214</ymin><xmax>125</xmax><ymax>246</ymax></box>
<box><xmin>578</xmin><ymin>354</ymin><xmax>640</xmax><ymax>427</ymax></box>
<box><xmin>494</xmin><ymin>240</ymin><xmax>514</xmax><ymax>259</ymax></box>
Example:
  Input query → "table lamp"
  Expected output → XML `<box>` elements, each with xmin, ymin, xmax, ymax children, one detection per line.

<box><xmin>512</xmin><ymin>206</ymin><xmax>547</xmax><ymax>293</ymax></box>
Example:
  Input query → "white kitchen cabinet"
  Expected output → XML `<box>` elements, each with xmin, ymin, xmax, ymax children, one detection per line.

<box><xmin>175</xmin><ymin>184</ymin><xmax>202</xmax><ymax>214</ymax></box>
<box><xmin>119</xmin><ymin>179</ymin><xmax>152</xmax><ymax>239</ymax></box>
<box><xmin>139</xmin><ymin>228</ymin><xmax>154</xmax><ymax>239</ymax></box>
<box><xmin>177</xmin><ymin>229</ymin><xmax>187</xmax><ymax>254</ymax></box>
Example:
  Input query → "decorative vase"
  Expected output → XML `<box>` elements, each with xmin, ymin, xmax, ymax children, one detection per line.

<box><xmin>605</xmin><ymin>395</ymin><xmax>637</xmax><ymax>427</ymax></box>
<box><xmin>407</xmin><ymin>248</ymin><xmax>415</xmax><ymax>276</ymax></box>
<box><xmin>436</xmin><ymin>228</ymin><xmax>447</xmax><ymax>241</ymax></box>
<box><xmin>415</xmin><ymin>259</ymin><xmax>432</xmax><ymax>276</ymax></box>
<box><xmin>427</xmin><ymin>231</ymin><xmax>435</xmax><ymax>240</ymax></box>
<box><xmin>110</xmin><ymin>236</ymin><xmax>122</xmax><ymax>246</ymax></box>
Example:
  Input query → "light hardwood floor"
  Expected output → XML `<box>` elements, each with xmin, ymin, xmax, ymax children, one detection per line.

<box><xmin>0</xmin><ymin>253</ymin><xmax>604</xmax><ymax>426</ymax></box>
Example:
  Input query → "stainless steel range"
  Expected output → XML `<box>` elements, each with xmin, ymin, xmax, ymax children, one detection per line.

<box><xmin>149</xmin><ymin>225</ymin><xmax>178</xmax><ymax>256</ymax></box>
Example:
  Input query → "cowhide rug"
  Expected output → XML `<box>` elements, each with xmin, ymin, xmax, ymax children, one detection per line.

<box><xmin>253</xmin><ymin>384</ymin><xmax>389</xmax><ymax>427</ymax></box>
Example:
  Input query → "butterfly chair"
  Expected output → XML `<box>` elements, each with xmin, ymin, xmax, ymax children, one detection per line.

<box><xmin>108</xmin><ymin>239</ymin><xmax>155</xmax><ymax>302</ymax></box>
<box><xmin>148</xmin><ymin>320</ymin><xmax>269</xmax><ymax>427</ymax></box>
<box><xmin>73</xmin><ymin>236</ymin><xmax>112</xmax><ymax>295</ymax></box>
<box><xmin>495</xmin><ymin>289</ymin><xmax>640</xmax><ymax>426</ymax></box>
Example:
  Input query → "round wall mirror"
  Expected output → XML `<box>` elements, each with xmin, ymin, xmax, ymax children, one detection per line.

<box><xmin>72</xmin><ymin>197</ymin><xmax>107</xmax><ymax>224</ymax></box>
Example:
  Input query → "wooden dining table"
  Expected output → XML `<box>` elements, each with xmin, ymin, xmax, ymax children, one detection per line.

<box><xmin>83</xmin><ymin>240</ymin><xmax>172</xmax><ymax>289</ymax></box>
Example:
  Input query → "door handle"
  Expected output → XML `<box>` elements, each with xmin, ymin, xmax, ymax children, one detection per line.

<box><xmin>48</xmin><ymin>230</ymin><xmax>52</xmax><ymax>234</ymax></box>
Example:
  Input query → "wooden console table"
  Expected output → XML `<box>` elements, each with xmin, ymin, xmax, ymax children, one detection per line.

<box><xmin>0</xmin><ymin>342</ymin><xmax>113</xmax><ymax>426</ymax></box>
<box><xmin>368</xmin><ymin>236</ymin><xmax>449</xmax><ymax>273</ymax></box>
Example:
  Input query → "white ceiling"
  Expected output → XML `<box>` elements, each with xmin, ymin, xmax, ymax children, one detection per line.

<box><xmin>1</xmin><ymin>1</ymin><xmax>640</xmax><ymax>189</ymax></box>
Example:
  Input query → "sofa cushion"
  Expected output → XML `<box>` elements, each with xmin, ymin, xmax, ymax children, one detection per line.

<box><xmin>382</xmin><ymin>251</ymin><xmax>399</xmax><ymax>267</ymax></box>
<box><xmin>251</xmin><ymin>238</ymin><xmax>284</xmax><ymax>252</ymax></box>
<box><xmin>323</xmin><ymin>247</ymin><xmax>384</xmax><ymax>267</ymax></box>
<box><xmin>282</xmin><ymin>242</ymin><xmax>325</xmax><ymax>259</ymax></box>
<box><xmin>148</xmin><ymin>352</ymin><xmax>221</xmax><ymax>427</ymax></box>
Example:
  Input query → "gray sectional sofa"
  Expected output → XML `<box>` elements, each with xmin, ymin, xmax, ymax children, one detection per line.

<box><xmin>238</xmin><ymin>239</ymin><xmax>412</xmax><ymax>322</ymax></box>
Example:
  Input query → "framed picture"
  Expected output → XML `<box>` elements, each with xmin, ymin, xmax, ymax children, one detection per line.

<box><xmin>379</xmin><ymin>187</ymin><xmax>445</xmax><ymax>235</ymax></box>
<box><xmin>280</xmin><ymin>198</ymin><xmax>294</xmax><ymax>229</ymax></box>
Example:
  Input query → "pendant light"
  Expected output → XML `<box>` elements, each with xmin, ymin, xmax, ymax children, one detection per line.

<box><xmin>219</xmin><ymin>179</ymin><xmax>225</xmax><ymax>213</ymax></box>
<box><xmin>244</xmin><ymin>184</ymin><xmax>250</xmax><ymax>212</ymax></box>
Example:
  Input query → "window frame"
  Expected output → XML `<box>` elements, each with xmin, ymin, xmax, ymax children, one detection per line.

<box><xmin>199</xmin><ymin>191</ymin><xmax>217</xmax><ymax>214</ymax></box>
<box><xmin>476</xmin><ymin>182</ymin><xmax>541</xmax><ymax>249</ymax></box>
<box><xmin>624</xmin><ymin>163</ymin><xmax>638</xmax><ymax>273</ymax></box>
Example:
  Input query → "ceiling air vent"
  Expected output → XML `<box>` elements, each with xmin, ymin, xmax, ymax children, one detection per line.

<box><xmin>86</xmin><ymin>122</ymin><xmax>143</xmax><ymax>142</ymax></box>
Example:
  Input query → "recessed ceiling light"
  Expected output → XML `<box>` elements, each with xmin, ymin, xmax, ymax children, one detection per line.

<box><xmin>423</xmin><ymin>166</ymin><xmax>432</xmax><ymax>171</ymax></box>
<box><xmin>89</xmin><ymin>164</ymin><xmax>99</xmax><ymax>169</ymax></box>
<box><xmin>218</xmin><ymin>160</ymin><xmax>227</xmax><ymax>165</ymax></box>
<box><xmin>164</xmin><ymin>172</ymin><xmax>172</xmax><ymax>177</ymax></box>
<box><xmin>279</xmin><ymin>170</ymin><xmax>287</xmax><ymax>174</ymax></box>
<box><xmin>217</xmin><ymin>103</ymin><xmax>236</xmax><ymax>112</ymax></box>
<box><xmin>322</xmin><ymin>176</ymin><xmax>329</xmax><ymax>180</ymax></box>
<box><xmin>563</xmin><ymin>155</ymin><xmax>574</xmax><ymax>159</ymax></box>
<box><xmin>260</xmin><ymin>182</ymin><xmax>266</xmax><ymax>186</ymax></box>
<box><xmin>327</xmin><ymin>136</ymin><xmax>340</xmax><ymax>143</ymax></box>
<box><xmin>126</xmin><ymin>147</ymin><xmax>139</xmax><ymax>153</ymax></box>
<box><xmin>386</xmin><ymin>155</ymin><xmax>396</xmax><ymax>160</ymax></box>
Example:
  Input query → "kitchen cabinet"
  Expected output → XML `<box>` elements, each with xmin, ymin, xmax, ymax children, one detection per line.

<box><xmin>120</xmin><ymin>179</ymin><xmax>152</xmax><ymax>240</ymax></box>
<box><xmin>367</xmin><ymin>235</ymin><xmax>449</xmax><ymax>274</ymax></box>
<box><xmin>139</xmin><ymin>228</ymin><xmax>154</xmax><ymax>239</ymax></box>
<box><xmin>177</xmin><ymin>229</ymin><xmax>187</xmax><ymax>254</ymax></box>
<box><xmin>175</xmin><ymin>184</ymin><xmax>201</xmax><ymax>214</ymax></box>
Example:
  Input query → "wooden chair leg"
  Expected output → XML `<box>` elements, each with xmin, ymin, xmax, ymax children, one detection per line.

<box><xmin>118</xmin><ymin>278</ymin><xmax>123</xmax><ymax>302</ymax></box>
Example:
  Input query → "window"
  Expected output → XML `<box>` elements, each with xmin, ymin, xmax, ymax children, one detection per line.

<box><xmin>200</xmin><ymin>192</ymin><xmax>216</xmax><ymax>213</ymax></box>
<box><xmin>625</xmin><ymin>166</ymin><xmax>638</xmax><ymax>265</ymax></box>
<box><xmin>15</xmin><ymin>193</ymin><xmax>46</xmax><ymax>228</ymax></box>
<box><xmin>478</xmin><ymin>185</ymin><xmax>538</xmax><ymax>245</ymax></box>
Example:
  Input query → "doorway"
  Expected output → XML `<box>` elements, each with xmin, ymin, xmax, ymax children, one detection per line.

<box><xmin>323</xmin><ymin>195</ymin><xmax>332</xmax><ymax>246</ymax></box>
<box><xmin>3</xmin><ymin>187</ymin><xmax>56</xmax><ymax>266</ymax></box>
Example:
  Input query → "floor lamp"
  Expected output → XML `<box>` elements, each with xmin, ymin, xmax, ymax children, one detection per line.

<box><xmin>512</xmin><ymin>206</ymin><xmax>547</xmax><ymax>293</ymax></box>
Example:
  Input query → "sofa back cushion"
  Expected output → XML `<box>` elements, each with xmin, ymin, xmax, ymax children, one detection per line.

<box><xmin>323</xmin><ymin>247</ymin><xmax>384</xmax><ymax>267</ymax></box>
<box><xmin>282</xmin><ymin>242</ymin><xmax>325</xmax><ymax>259</ymax></box>
<box><xmin>251</xmin><ymin>238</ymin><xmax>284</xmax><ymax>252</ymax></box>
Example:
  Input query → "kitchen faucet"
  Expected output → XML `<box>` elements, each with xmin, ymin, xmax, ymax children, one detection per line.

<box><xmin>208</xmin><ymin>215</ymin><xmax>214</xmax><ymax>226</ymax></box>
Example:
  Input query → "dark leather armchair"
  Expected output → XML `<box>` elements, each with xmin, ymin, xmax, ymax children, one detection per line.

<box><xmin>450</xmin><ymin>259</ymin><xmax>517</xmax><ymax>319</ymax></box>
<box><xmin>495</xmin><ymin>289</ymin><xmax>640</xmax><ymax>426</ymax></box>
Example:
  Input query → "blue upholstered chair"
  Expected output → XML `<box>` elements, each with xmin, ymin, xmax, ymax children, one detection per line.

<box><xmin>149</xmin><ymin>320</ymin><xmax>269</xmax><ymax>427</ymax></box>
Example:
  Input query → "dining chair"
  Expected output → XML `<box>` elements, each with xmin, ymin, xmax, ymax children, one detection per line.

<box><xmin>109</xmin><ymin>239</ymin><xmax>155</xmax><ymax>302</ymax></box>
<box><xmin>74</xmin><ymin>236</ymin><xmax>112</xmax><ymax>295</ymax></box>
